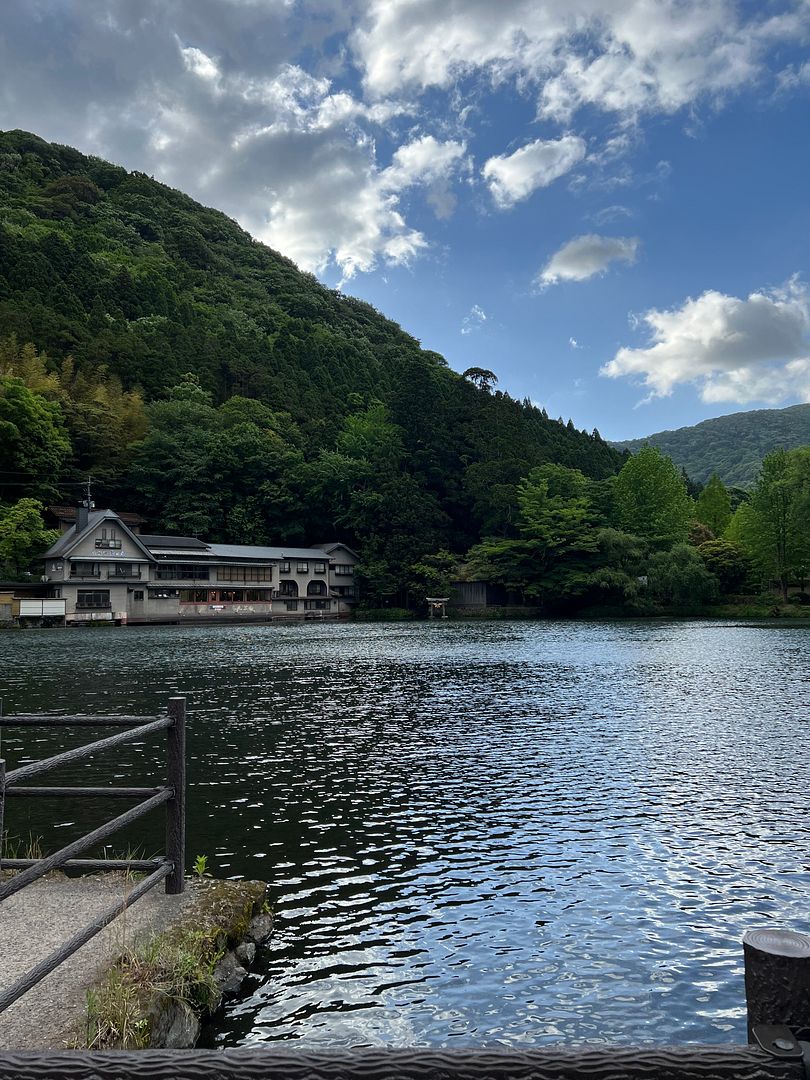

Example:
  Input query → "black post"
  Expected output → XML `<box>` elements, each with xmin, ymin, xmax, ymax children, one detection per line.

<box><xmin>0</xmin><ymin>757</ymin><xmax>5</xmax><ymax>873</ymax></box>
<box><xmin>743</xmin><ymin>928</ymin><xmax>810</xmax><ymax>1041</ymax></box>
<box><xmin>165</xmin><ymin>696</ymin><xmax>186</xmax><ymax>894</ymax></box>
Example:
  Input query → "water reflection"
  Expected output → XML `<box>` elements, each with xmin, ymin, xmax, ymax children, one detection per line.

<box><xmin>0</xmin><ymin>620</ymin><xmax>808</xmax><ymax>1047</ymax></box>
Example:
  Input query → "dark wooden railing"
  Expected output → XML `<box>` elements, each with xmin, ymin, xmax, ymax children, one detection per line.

<box><xmin>0</xmin><ymin>696</ymin><xmax>186</xmax><ymax>1015</ymax></box>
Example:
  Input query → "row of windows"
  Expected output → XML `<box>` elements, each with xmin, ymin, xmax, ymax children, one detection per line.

<box><xmin>76</xmin><ymin>590</ymin><xmax>111</xmax><ymax>610</ymax></box>
<box><xmin>217</xmin><ymin>566</ymin><xmax>273</xmax><ymax>582</ymax></box>
<box><xmin>154</xmin><ymin>564</ymin><xmax>211</xmax><ymax>580</ymax></box>
<box><xmin>179</xmin><ymin>589</ymin><xmax>274</xmax><ymax>604</ymax></box>
<box><xmin>278</xmin><ymin>561</ymin><xmax>327</xmax><ymax>574</ymax></box>
<box><xmin>278</xmin><ymin>582</ymin><xmax>328</xmax><ymax>597</ymax></box>
<box><xmin>70</xmin><ymin>560</ymin><xmax>352</xmax><ymax>580</ymax></box>
<box><xmin>75</xmin><ymin>589</ymin><xmax>338</xmax><ymax>609</ymax></box>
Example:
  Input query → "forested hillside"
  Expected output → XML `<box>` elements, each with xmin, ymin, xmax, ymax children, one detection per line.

<box><xmin>0</xmin><ymin>129</ymin><xmax>625</xmax><ymax>600</ymax></box>
<box><xmin>613</xmin><ymin>404</ymin><xmax>810</xmax><ymax>487</ymax></box>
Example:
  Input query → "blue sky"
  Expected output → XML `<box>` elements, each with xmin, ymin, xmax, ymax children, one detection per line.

<box><xmin>2</xmin><ymin>1</ymin><xmax>810</xmax><ymax>439</ymax></box>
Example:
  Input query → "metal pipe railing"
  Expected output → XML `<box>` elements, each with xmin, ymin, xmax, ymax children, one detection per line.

<box><xmin>0</xmin><ymin>696</ymin><xmax>187</xmax><ymax>1014</ymax></box>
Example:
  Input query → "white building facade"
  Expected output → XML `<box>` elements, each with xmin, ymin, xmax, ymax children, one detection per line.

<box><xmin>42</xmin><ymin>509</ymin><xmax>358</xmax><ymax>625</ymax></box>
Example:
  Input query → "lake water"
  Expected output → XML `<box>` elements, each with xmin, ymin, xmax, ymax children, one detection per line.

<box><xmin>1</xmin><ymin>619</ymin><xmax>808</xmax><ymax>1048</ymax></box>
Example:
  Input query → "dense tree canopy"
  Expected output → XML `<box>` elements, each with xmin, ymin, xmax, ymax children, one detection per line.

<box><xmin>613</xmin><ymin>447</ymin><xmax>693</xmax><ymax>548</ymax></box>
<box><xmin>1</xmin><ymin>132</ymin><xmax>808</xmax><ymax>614</ymax></box>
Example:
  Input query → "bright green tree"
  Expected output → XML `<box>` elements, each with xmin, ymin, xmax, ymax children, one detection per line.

<box><xmin>694</xmin><ymin>473</ymin><xmax>732</xmax><ymax>536</ymax></box>
<box><xmin>613</xmin><ymin>446</ymin><xmax>693</xmax><ymax>548</ymax></box>
<box><xmin>745</xmin><ymin>448</ymin><xmax>810</xmax><ymax>601</ymax></box>
<box><xmin>0</xmin><ymin>499</ymin><xmax>58</xmax><ymax>578</ymax></box>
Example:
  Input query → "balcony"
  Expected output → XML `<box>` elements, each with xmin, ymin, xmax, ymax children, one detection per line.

<box><xmin>107</xmin><ymin>568</ymin><xmax>142</xmax><ymax>580</ymax></box>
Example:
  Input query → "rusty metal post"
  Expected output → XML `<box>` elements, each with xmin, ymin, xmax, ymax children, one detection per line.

<box><xmin>165</xmin><ymin>696</ymin><xmax>186</xmax><ymax>894</ymax></box>
<box><xmin>744</xmin><ymin>928</ymin><xmax>810</xmax><ymax>1041</ymax></box>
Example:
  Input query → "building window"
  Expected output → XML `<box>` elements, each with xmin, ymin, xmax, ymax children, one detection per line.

<box><xmin>180</xmin><ymin>589</ymin><xmax>210</xmax><ymax>603</ymax></box>
<box><xmin>296</xmin><ymin>561</ymin><xmax>309</xmax><ymax>573</ymax></box>
<box><xmin>245</xmin><ymin>589</ymin><xmax>273</xmax><ymax>602</ymax></box>
<box><xmin>334</xmin><ymin>586</ymin><xmax>355</xmax><ymax>598</ymax></box>
<box><xmin>279</xmin><ymin>561</ymin><xmax>290</xmax><ymax>574</ymax></box>
<box><xmin>284</xmin><ymin>600</ymin><xmax>298</xmax><ymax>611</ymax></box>
<box><xmin>152</xmin><ymin>589</ymin><xmax>179</xmax><ymax>599</ymax></box>
<box><xmin>304</xmin><ymin>600</ymin><xmax>331</xmax><ymax>611</ymax></box>
<box><xmin>95</xmin><ymin>529</ymin><xmax>122</xmax><ymax>550</ymax></box>
<box><xmin>108</xmin><ymin>565</ymin><xmax>140</xmax><ymax>579</ymax></box>
<box><xmin>334</xmin><ymin>564</ymin><xmax>354</xmax><ymax>575</ymax></box>
<box><xmin>307</xmin><ymin>580</ymin><xmax>327</xmax><ymax>597</ymax></box>
<box><xmin>133</xmin><ymin>590</ymin><xmax>144</xmax><ymax>601</ymax></box>
<box><xmin>313</xmin><ymin>561</ymin><xmax>327</xmax><ymax>574</ymax></box>
<box><xmin>278</xmin><ymin>581</ymin><xmax>298</xmax><ymax>597</ymax></box>
<box><xmin>52</xmin><ymin>587</ymin><xmax>62</xmax><ymax>598</ymax></box>
<box><xmin>217</xmin><ymin>589</ymin><xmax>245</xmax><ymax>602</ymax></box>
<box><xmin>70</xmin><ymin>562</ymin><xmax>101</xmax><ymax>578</ymax></box>
<box><xmin>76</xmin><ymin>589</ymin><xmax>110</xmax><ymax>610</ymax></box>
<box><xmin>155</xmin><ymin>564</ymin><xmax>210</xmax><ymax>580</ymax></box>
<box><xmin>218</xmin><ymin>565</ymin><xmax>272</xmax><ymax>582</ymax></box>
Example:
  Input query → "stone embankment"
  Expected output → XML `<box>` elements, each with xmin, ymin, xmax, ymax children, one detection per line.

<box><xmin>0</xmin><ymin>872</ymin><xmax>271</xmax><ymax>1051</ymax></box>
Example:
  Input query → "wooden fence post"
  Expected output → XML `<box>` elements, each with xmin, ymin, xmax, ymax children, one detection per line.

<box><xmin>744</xmin><ymin>928</ymin><xmax>810</xmax><ymax>1041</ymax></box>
<box><xmin>165</xmin><ymin>696</ymin><xmax>186</xmax><ymax>894</ymax></box>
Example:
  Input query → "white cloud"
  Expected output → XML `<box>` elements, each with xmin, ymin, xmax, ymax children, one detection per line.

<box><xmin>569</xmin><ymin>337</ymin><xmax>582</xmax><ymax>349</ymax></box>
<box><xmin>483</xmin><ymin>135</ymin><xmax>586</xmax><ymax>208</ymax></box>
<box><xmin>381</xmin><ymin>134</ymin><xmax>468</xmax><ymax>219</ymax></box>
<box><xmin>600</xmin><ymin>280</ymin><xmax>810</xmax><ymax>404</ymax></box>
<box><xmin>180</xmin><ymin>46</ymin><xmax>220</xmax><ymax>82</ymax></box>
<box><xmin>539</xmin><ymin>234</ymin><xmax>639</xmax><ymax>286</ymax></box>
<box><xmin>590</xmin><ymin>204</ymin><xmax>634</xmax><ymax>226</ymax></box>
<box><xmin>461</xmin><ymin>304</ymin><xmax>488</xmax><ymax>335</ymax></box>
<box><xmin>0</xmin><ymin>2</ymin><xmax>463</xmax><ymax>280</ymax></box>
<box><xmin>353</xmin><ymin>1</ymin><xmax>808</xmax><ymax>121</ymax></box>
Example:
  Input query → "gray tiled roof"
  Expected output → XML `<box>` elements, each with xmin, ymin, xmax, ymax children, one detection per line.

<box><xmin>43</xmin><ymin>510</ymin><xmax>113</xmax><ymax>558</ymax></box>
<box><xmin>140</xmin><ymin>534</ymin><xmax>209</xmax><ymax>550</ymax></box>
<box><xmin>205</xmin><ymin>544</ymin><xmax>331</xmax><ymax>561</ymax></box>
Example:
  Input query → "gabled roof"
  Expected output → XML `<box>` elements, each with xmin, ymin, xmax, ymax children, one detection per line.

<box><xmin>313</xmin><ymin>542</ymin><xmax>359</xmax><ymax>559</ymax></box>
<box><xmin>43</xmin><ymin>510</ymin><xmax>156</xmax><ymax>562</ymax></box>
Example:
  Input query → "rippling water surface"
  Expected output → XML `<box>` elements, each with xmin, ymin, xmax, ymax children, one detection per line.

<box><xmin>1</xmin><ymin>619</ymin><xmax>808</xmax><ymax>1047</ymax></box>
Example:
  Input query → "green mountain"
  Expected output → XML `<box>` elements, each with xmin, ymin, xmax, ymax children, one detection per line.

<box><xmin>0</xmin><ymin>130</ymin><xmax>625</xmax><ymax>597</ymax></box>
<box><xmin>613</xmin><ymin>404</ymin><xmax>810</xmax><ymax>488</ymax></box>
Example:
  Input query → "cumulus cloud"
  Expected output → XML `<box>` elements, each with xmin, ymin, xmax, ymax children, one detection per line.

<box><xmin>539</xmin><ymin>234</ymin><xmax>639</xmax><ymax>286</ymax></box>
<box><xmin>483</xmin><ymin>135</ymin><xmax>586</xmax><ymax>208</ymax></box>
<box><xmin>353</xmin><ymin>0</ymin><xmax>808</xmax><ymax>121</ymax></box>
<box><xmin>2</xmin><ymin>0</ymin><xmax>808</xmax><ymax>282</ymax></box>
<box><xmin>0</xmin><ymin>1</ymin><xmax>469</xmax><ymax>279</ymax></box>
<box><xmin>600</xmin><ymin>281</ymin><xmax>810</xmax><ymax>404</ymax></box>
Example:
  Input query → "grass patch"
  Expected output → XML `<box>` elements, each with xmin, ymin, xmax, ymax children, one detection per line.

<box><xmin>83</xmin><ymin>878</ymin><xmax>266</xmax><ymax>1049</ymax></box>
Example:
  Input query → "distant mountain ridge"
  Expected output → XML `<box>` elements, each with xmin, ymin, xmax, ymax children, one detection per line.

<box><xmin>612</xmin><ymin>403</ymin><xmax>810</xmax><ymax>487</ymax></box>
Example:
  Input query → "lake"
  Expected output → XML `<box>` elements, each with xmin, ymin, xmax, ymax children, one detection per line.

<box><xmin>0</xmin><ymin>619</ymin><xmax>808</xmax><ymax>1048</ymax></box>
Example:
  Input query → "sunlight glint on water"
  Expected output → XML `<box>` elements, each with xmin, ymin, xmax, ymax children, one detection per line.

<box><xmin>0</xmin><ymin>619</ymin><xmax>808</xmax><ymax>1047</ymax></box>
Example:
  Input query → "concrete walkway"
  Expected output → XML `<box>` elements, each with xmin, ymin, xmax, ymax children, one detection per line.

<box><xmin>0</xmin><ymin>874</ymin><xmax>194</xmax><ymax>1050</ymax></box>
